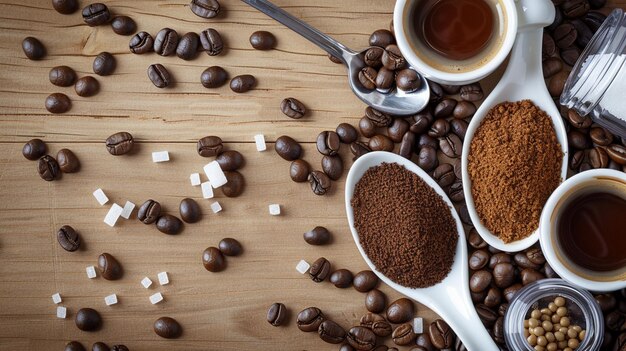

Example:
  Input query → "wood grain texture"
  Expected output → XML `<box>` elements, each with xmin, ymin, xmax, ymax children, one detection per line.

<box><xmin>1</xmin><ymin>0</ymin><xmax>625</xmax><ymax>350</ymax></box>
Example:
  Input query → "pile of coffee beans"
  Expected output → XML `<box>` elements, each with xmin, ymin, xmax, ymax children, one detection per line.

<box><xmin>524</xmin><ymin>296</ymin><xmax>586</xmax><ymax>351</ymax></box>
<box><xmin>65</xmin><ymin>341</ymin><xmax>129</xmax><ymax>351</ymax></box>
<box><xmin>202</xmin><ymin>237</ymin><xmax>243</xmax><ymax>272</ymax></box>
<box><xmin>22</xmin><ymin>138</ymin><xmax>80</xmax><ymax>181</ymax></box>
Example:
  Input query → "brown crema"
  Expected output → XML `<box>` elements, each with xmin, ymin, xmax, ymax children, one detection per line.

<box><xmin>351</xmin><ymin>163</ymin><xmax>457</xmax><ymax>288</ymax></box>
<box><xmin>468</xmin><ymin>100</ymin><xmax>562</xmax><ymax>243</ymax></box>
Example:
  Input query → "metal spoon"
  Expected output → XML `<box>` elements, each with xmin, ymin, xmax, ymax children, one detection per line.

<box><xmin>242</xmin><ymin>0</ymin><xmax>430</xmax><ymax>116</ymax></box>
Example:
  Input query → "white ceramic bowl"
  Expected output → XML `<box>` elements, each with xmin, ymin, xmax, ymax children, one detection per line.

<box><xmin>539</xmin><ymin>169</ymin><xmax>626</xmax><ymax>292</ymax></box>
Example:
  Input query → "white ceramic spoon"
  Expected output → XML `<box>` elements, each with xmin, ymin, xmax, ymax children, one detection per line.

<box><xmin>461</xmin><ymin>0</ymin><xmax>569</xmax><ymax>252</ymax></box>
<box><xmin>345</xmin><ymin>151</ymin><xmax>498</xmax><ymax>351</ymax></box>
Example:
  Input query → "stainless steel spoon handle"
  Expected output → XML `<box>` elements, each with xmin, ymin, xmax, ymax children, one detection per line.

<box><xmin>242</xmin><ymin>0</ymin><xmax>355</xmax><ymax>62</ymax></box>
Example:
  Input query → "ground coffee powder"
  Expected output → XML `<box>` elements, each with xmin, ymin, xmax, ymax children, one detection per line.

<box><xmin>468</xmin><ymin>100</ymin><xmax>563</xmax><ymax>243</ymax></box>
<box><xmin>351</xmin><ymin>162</ymin><xmax>458</xmax><ymax>288</ymax></box>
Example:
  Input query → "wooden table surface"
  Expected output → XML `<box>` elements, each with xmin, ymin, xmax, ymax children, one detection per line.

<box><xmin>1</xmin><ymin>1</ymin><xmax>624</xmax><ymax>350</ymax></box>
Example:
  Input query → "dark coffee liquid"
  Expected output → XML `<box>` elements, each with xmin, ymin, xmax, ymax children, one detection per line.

<box><xmin>557</xmin><ymin>192</ymin><xmax>626</xmax><ymax>272</ymax></box>
<box><xmin>416</xmin><ymin>0</ymin><xmax>494</xmax><ymax>60</ymax></box>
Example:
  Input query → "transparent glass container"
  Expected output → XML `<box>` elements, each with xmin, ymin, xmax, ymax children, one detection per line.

<box><xmin>504</xmin><ymin>279</ymin><xmax>604</xmax><ymax>351</ymax></box>
<box><xmin>561</xmin><ymin>9</ymin><xmax>626</xmax><ymax>139</ymax></box>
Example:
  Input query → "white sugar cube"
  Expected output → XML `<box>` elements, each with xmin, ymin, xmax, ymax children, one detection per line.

<box><xmin>93</xmin><ymin>188</ymin><xmax>109</xmax><ymax>206</ymax></box>
<box><xmin>201</xmin><ymin>181</ymin><xmax>214</xmax><ymax>199</ymax></box>
<box><xmin>51</xmin><ymin>293</ymin><xmax>62</xmax><ymax>304</ymax></box>
<box><xmin>296</xmin><ymin>260</ymin><xmax>310</xmax><ymax>274</ymax></box>
<box><xmin>413</xmin><ymin>317</ymin><xmax>423</xmax><ymax>334</ymax></box>
<box><xmin>149</xmin><ymin>292</ymin><xmax>163</xmax><ymax>305</ymax></box>
<box><xmin>203</xmin><ymin>161</ymin><xmax>228</xmax><ymax>188</ymax></box>
<box><xmin>210</xmin><ymin>201</ymin><xmax>222</xmax><ymax>213</ymax></box>
<box><xmin>56</xmin><ymin>306</ymin><xmax>67</xmax><ymax>319</ymax></box>
<box><xmin>254</xmin><ymin>134</ymin><xmax>266</xmax><ymax>151</ymax></box>
<box><xmin>104</xmin><ymin>294</ymin><xmax>118</xmax><ymax>306</ymax></box>
<box><xmin>158</xmin><ymin>272</ymin><xmax>169</xmax><ymax>285</ymax></box>
<box><xmin>104</xmin><ymin>203</ymin><xmax>124</xmax><ymax>227</ymax></box>
<box><xmin>269</xmin><ymin>204</ymin><xmax>281</xmax><ymax>216</ymax></box>
<box><xmin>86</xmin><ymin>266</ymin><xmax>97</xmax><ymax>279</ymax></box>
<box><xmin>152</xmin><ymin>151</ymin><xmax>170</xmax><ymax>163</ymax></box>
<box><xmin>120</xmin><ymin>201</ymin><xmax>135</xmax><ymax>219</ymax></box>
<box><xmin>190</xmin><ymin>173</ymin><xmax>201</xmax><ymax>186</ymax></box>
<box><xmin>141</xmin><ymin>277</ymin><xmax>153</xmax><ymax>289</ymax></box>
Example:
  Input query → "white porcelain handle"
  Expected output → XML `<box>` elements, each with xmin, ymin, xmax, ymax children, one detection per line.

<box><xmin>516</xmin><ymin>0</ymin><xmax>555</xmax><ymax>30</ymax></box>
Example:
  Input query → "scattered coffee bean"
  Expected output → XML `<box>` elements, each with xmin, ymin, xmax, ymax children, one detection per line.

<box><xmin>382</xmin><ymin>44</ymin><xmax>406</xmax><ymax>70</ymax></box>
<box><xmin>280</xmin><ymin>97</ymin><xmax>306</xmax><ymax>119</ymax></box>
<box><xmin>129</xmin><ymin>32</ymin><xmax>154</xmax><ymax>54</ymax></box>
<box><xmin>38</xmin><ymin>155</ymin><xmax>61</xmax><ymax>181</ymax></box>
<box><xmin>22</xmin><ymin>37</ymin><xmax>45</xmax><ymax>60</ymax></box>
<box><xmin>590</xmin><ymin>126</ymin><xmax>614</xmax><ymax>146</ymax></box>
<box><xmin>309</xmin><ymin>171</ymin><xmax>331</xmax><ymax>195</ymax></box>
<box><xmin>460</xmin><ymin>83</ymin><xmax>484</xmax><ymax>102</ymax></box>
<box><xmin>376</xmin><ymin>67</ymin><xmax>395</xmax><ymax>91</ymax></box>
<box><xmin>154</xmin><ymin>28</ymin><xmax>179</xmax><ymax>56</ymax></box>
<box><xmin>45</xmin><ymin>93</ymin><xmax>71</xmax><ymax>114</ymax></box>
<box><xmin>450</xmin><ymin>119</ymin><xmax>468</xmax><ymax>140</ymax></box>
<box><xmin>137</xmin><ymin>199</ymin><xmax>161</xmax><ymax>224</ymax></box>
<box><xmin>453</xmin><ymin>101</ymin><xmax>477</xmax><ymax>119</ymax></box>
<box><xmin>607</xmin><ymin>144</ymin><xmax>626</xmax><ymax>164</ymax></box>
<box><xmin>317</xmin><ymin>131</ymin><xmax>341</xmax><ymax>156</ymax></box>
<box><xmin>359</xmin><ymin>116</ymin><xmax>377</xmax><ymax>138</ymax></box>
<box><xmin>321</xmin><ymin>155</ymin><xmax>343</xmax><ymax>180</ymax></box>
<box><xmin>554</xmin><ymin>23</ymin><xmax>577</xmax><ymax>49</ymax></box>
<box><xmin>53</xmin><ymin>0</ymin><xmax>78</xmax><ymax>14</ymax></box>
<box><xmin>65</xmin><ymin>341</ymin><xmax>86</xmax><ymax>351</ymax></box>
<box><xmin>250</xmin><ymin>31</ymin><xmax>276</xmax><ymax>50</ymax></box>
<box><xmin>105</xmin><ymin>132</ymin><xmax>134</xmax><ymax>155</ymax></box>
<box><xmin>111</xmin><ymin>16</ymin><xmax>136</xmax><ymax>35</ymax></box>
<box><xmin>469</xmin><ymin>249</ymin><xmax>490</xmax><ymax>270</ymax></box>
<box><xmin>154</xmin><ymin>316</ymin><xmax>182</xmax><ymax>339</ymax></box>
<box><xmin>176</xmin><ymin>32</ymin><xmax>200</xmax><ymax>60</ymax></box>
<box><xmin>197</xmin><ymin>136</ymin><xmax>223</xmax><ymax>157</ymax></box>
<box><xmin>369</xmin><ymin>29</ymin><xmax>395</xmax><ymax>48</ymax></box>
<box><xmin>230</xmin><ymin>74</ymin><xmax>256</xmax><ymax>93</ymax></box>
<box><xmin>347</xmin><ymin>326</ymin><xmax>377</xmax><ymax>350</ymax></box>
<box><xmin>387</xmin><ymin>118</ymin><xmax>409</xmax><ymax>143</ymax></box>
<box><xmin>201</xmin><ymin>66</ymin><xmax>228</xmax><ymax>88</ymax></box>
<box><xmin>417</xmin><ymin>146</ymin><xmax>438</xmax><ymax>171</ymax></box>
<box><xmin>448</xmin><ymin>180</ymin><xmax>464</xmax><ymax>202</ymax></box>
<box><xmin>216</xmin><ymin>150</ymin><xmax>244</xmax><ymax>171</ymax></box>
<box><xmin>549</xmin><ymin>71</ymin><xmax>570</xmax><ymax>97</ymax></box>
<box><xmin>222</xmin><ymin>171</ymin><xmax>245</xmax><ymax>197</ymax></box>
<box><xmin>82</xmin><ymin>3</ymin><xmax>110</xmax><ymax>26</ymax></box>
<box><xmin>147</xmin><ymin>64</ymin><xmax>171</xmax><ymax>88</ymax></box>
<box><xmin>179</xmin><ymin>198</ymin><xmax>201</xmax><ymax>223</ymax></box>
<box><xmin>218</xmin><ymin>238</ymin><xmax>242</xmax><ymax>256</ymax></box>
<box><xmin>98</xmin><ymin>253</ymin><xmax>123</xmax><ymax>280</ymax></box>
<box><xmin>290</xmin><ymin>159</ymin><xmax>310</xmax><ymax>183</ymax></box>
<box><xmin>275</xmin><ymin>136</ymin><xmax>302</xmax><ymax>161</ymax></box>
<box><xmin>200</xmin><ymin>28</ymin><xmax>224</xmax><ymax>56</ymax></box>
<box><xmin>75</xmin><ymin>76</ymin><xmax>99</xmax><ymax>97</ymax></box>
<box><xmin>304</xmin><ymin>226</ymin><xmax>331</xmax><ymax>246</ymax></box>
<box><xmin>543</xmin><ymin>32</ymin><xmax>557</xmax><ymax>60</ymax></box>
<box><xmin>359</xmin><ymin>66</ymin><xmax>378</xmax><ymax>90</ymax></box>
<box><xmin>561</xmin><ymin>46</ymin><xmax>581</xmax><ymax>66</ymax></box>
<box><xmin>433</xmin><ymin>163</ymin><xmax>456</xmax><ymax>188</ymax></box>
<box><xmin>318</xmin><ymin>320</ymin><xmax>346</xmax><ymax>344</ymax></box>
<box><xmin>57</xmin><ymin>225</ymin><xmax>81</xmax><ymax>252</ymax></box>
<box><xmin>493</xmin><ymin>263</ymin><xmax>515</xmax><ymax>288</ymax></box>
<box><xmin>202</xmin><ymin>246</ymin><xmax>226</xmax><ymax>272</ymax></box>
<box><xmin>572</xmin><ymin>19</ymin><xmax>593</xmax><ymax>47</ymax></box>
<box><xmin>369</xmin><ymin>134</ymin><xmax>394</xmax><ymax>152</ymax></box>
<box><xmin>399</xmin><ymin>131</ymin><xmax>416</xmax><ymax>159</ymax></box>
<box><xmin>353</xmin><ymin>270</ymin><xmax>378</xmax><ymax>292</ymax></box>
<box><xmin>297</xmin><ymin>307</ymin><xmax>325</xmax><ymax>332</ymax></box>
<box><xmin>568</xmin><ymin>129</ymin><xmax>590</xmax><ymax>149</ymax></box>
<box><xmin>267</xmin><ymin>302</ymin><xmax>287</xmax><ymax>326</ymax></box>
<box><xmin>386</xmin><ymin>298</ymin><xmax>414</xmax><ymax>324</ymax></box>
<box><xmin>366</xmin><ymin>107</ymin><xmax>392</xmax><ymax>128</ymax></box>
<box><xmin>392</xmin><ymin>323</ymin><xmax>416</xmax><ymax>346</ymax></box>
<box><xmin>49</xmin><ymin>66</ymin><xmax>76</xmax><ymax>87</ymax></box>
<box><xmin>350</xmin><ymin>141</ymin><xmax>371</xmax><ymax>160</ymax></box>
<box><xmin>441</xmin><ymin>84</ymin><xmax>461</xmax><ymax>94</ymax></box>
<box><xmin>584</xmin><ymin>11</ymin><xmax>606</xmax><ymax>31</ymax></box>
<box><xmin>309</xmin><ymin>257</ymin><xmax>331</xmax><ymax>282</ymax></box>
<box><xmin>330</xmin><ymin>269</ymin><xmax>353</xmax><ymax>288</ymax></box>
<box><xmin>336</xmin><ymin>123</ymin><xmax>358</xmax><ymax>144</ymax></box>
<box><xmin>110</xmin><ymin>346</ymin><xmax>128</xmax><ymax>351</ymax></box>
<box><xmin>190</xmin><ymin>0</ymin><xmax>220</xmax><ymax>18</ymax></box>
<box><xmin>156</xmin><ymin>215</ymin><xmax>183</xmax><ymax>235</ymax></box>
<box><xmin>22</xmin><ymin>139</ymin><xmax>47</xmax><ymax>161</ymax></box>
<box><xmin>562</xmin><ymin>0</ymin><xmax>590</xmax><ymax>18</ymax></box>
<box><xmin>428</xmin><ymin>119</ymin><xmax>450</xmax><ymax>138</ymax></box>
<box><xmin>430</xmin><ymin>319</ymin><xmax>455</xmax><ymax>348</ymax></box>
<box><xmin>92</xmin><ymin>52</ymin><xmax>116</xmax><ymax>76</ymax></box>
<box><xmin>365</xmin><ymin>289</ymin><xmax>387</xmax><ymax>313</ymax></box>
<box><xmin>396</xmin><ymin>69</ymin><xmax>421</xmax><ymax>92</ymax></box>
<box><xmin>439</xmin><ymin>133</ymin><xmax>463</xmax><ymax>158</ymax></box>
<box><xmin>434</xmin><ymin>98</ymin><xmax>457</xmax><ymax>118</ymax></box>
<box><xmin>57</xmin><ymin>148</ymin><xmax>80</xmax><ymax>173</ymax></box>
<box><xmin>75</xmin><ymin>308</ymin><xmax>101</xmax><ymax>331</ymax></box>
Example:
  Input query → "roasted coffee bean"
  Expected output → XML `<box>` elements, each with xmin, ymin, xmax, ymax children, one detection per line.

<box><xmin>396</xmin><ymin>69</ymin><xmax>421</xmax><ymax>92</ymax></box>
<box><xmin>309</xmin><ymin>171</ymin><xmax>331</xmax><ymax>195</ymax></box>
<box><xmin>304</xmin><ymin>226</ymin><xmax>331</xmax><ymax>245</ymax></box>
<box><xmin>386</xmin><ymin>298</ymin><xmax>414</xmax><ymax>324</ymax></box>
<box><xmin>111</xmin><ymin>16</ymin><xmax>136</xmax><ymax>35</ymax></box>
<box><xmin>156</xmin><ymin>215</ymin><xmax>183</xmax><ymax>235</ymax></box>
<box><xmin>319</xmin><ymin>320</ymin><xmax>346</xmax><ymax>344</ymax></box>
<box><xmin>572</xmin><ymin>19</ymin><xmax>593</xmax><ymax>48</ymax></box>
<box><xmin>360</xmin><ymin>312</ymin><xmax>384</xmax><ymax>329</ymax></box>
<box><xmin>317</xmin><ymin>131</ymin><xmax>341</xmax><ymax>156</ymax></box>
<box><xmin>154</xmin><ymin>316</ymin><xmax>182</xmax><ymax>339</ymax></box>
<box><xmin>514</xmin><ymin>252</ymin><xmax>541</xmax><ymax>269</ymax></box>
<box><xmin>365</xmin><ymin>289</ymin><xmax>387</xmax><ymax>313</ymax></box>
<box><xmin>468</xmin><ymin>228</ymin><xmax>487</xmax><ymax>249</ymax></box>
<box><xmin>321</xmin><ymin>155</ymin><xmax>343</xmax><ymax>180</ymax></box>
<box><xmin>105</xmin><ymin>132</ymin><xmax>134</xmax><ymax>156</ymax></box>
<box><xmin>202</xmin><ymin>246</ymin><xmax>225</xmax><ymax>272</ymax></box>
<box><xmin>154</xmin><ymin>28</ymin><xmax>179</xmax><ymax>56</ymax></box>
<box><xmin>562</xmin><ymin>46</ymin><xmax>581</xmax><ymax>66</ymax></box>
<box><xmin>434</xmin><ymin>98</ymin><xmax>457</xmax><ymax>118</ymax></box>
<box><xmin>309</xmin><ymin>257</ymin><xmax>331</xmax><ymax>282</ymax></box>
<box><xmin>459</xmin><ymin>203</ymin><xmax>472</xmax><ymax>225</ymax></box>
<box><xmin>57</xmin><ymin>148</ymin><xmax>80</xmax><ymax>173</ymax></box>
<box><xmin>470</xmin><ymin>270</ymin><xmax>492</xmax><ymax>292</ymax></box>
<box><xmin>543</xmin><ymin>57</ymin><xmax>563</xmax><ymax>78</ymax></box>
<box><xmin>137</xmin><ymin>199</ymin><xmax>161</xmax><ymax>224</ymax></box>
<box><xmin>147</xmin><ymin>64</ymin><xmax>171</xmax><ymax>88</ymax></box>
<box><xmin>469</xmin><ymin>249</ymin><xmax>490</xmax><ymax>270</ymax></box>
<box><xmin>22</xmin><ymin>139</ymin><xmax>47</xmax><ymax>161</ymax></box>
<box><xmin>280</xmin><ymin>97</ymin><xmax>306</xmax><ymax>119</ymax></box>
<box><xmin>354</xmin><ymin>270</ymin><xmax>379</xmax><ymax>292</ymax></box>
<box><xmin>382</xmin><ymin>45</ymin><xmax>406</xmax><ymax>70</ymax></box>
<box><xmin>365</xmin><ymin>107</ymin><xmax>392</xmax><ymax>127</ymax></box>
<box><xmin>98</xmin><ymin>253</ymin><xmax>123</xmax><ymax>280</ymax></box>
<box><xmin>372</xmin><ymin>320</ymin><xmax>393</xmax><ymax>337</ymax></box>
<box><xmin>179</xmin><ymin>198</ymin><xmax>201</xmax><ymax>223</ymax></box>
<box><xmin>347</xmin><ymin>326</ymin><xmax>377</xmax><ymax>350</ymax></box>
<box><xmin>91</xmin><ymin>342</ymin><xmax>108</xmax><ymax>351</ymax></box>
<box><xmin>267</xmin><ymin>302</ymin><xmax>287</xmax><ymax>326</ymax></box>
<box><xmin>450</xmin><ymin>119</ymin><xmax>468</xmax><ymax>141</ymax></box>
<box><xmin>503</xmin><ymin>283</ymin><xmax>523</xmax><ymax>302</ymax></box>
<box><xmin>369</xmin><ymin>29</ymin><xmax>395</xmax><ymax>48</ymax></box>
<box><xmin>201</xmin><ymin>66</ymin><xmax>228</xmax><ymax>88</ymax></box>
<box><xmin>336</xmin><ymin>123</ymin><xmax>358</xmax><ymax>144</ymax></box>
<box><xmin>569</xmin><ymin>129</ymin><xmax>590</xmax><ymax>149</ymax></box>
<box><xmin>471</xmin><ymin>290</ymin><xmax>487</xmax><ymax>304</ymax></box>
<box><xmin>595</xmin><ymin>294</ymin><xmax>617</xmax><ymax>313</ymax></box>
<box><xmin>22</xmin><ymin>37</ymin><xmax>45</xmax><ymax>60</ymax></box>
<box><xmin>562</xmin><ymin>0</ymin><xmax>590</xmax><ymax>18</ymax></box>
<box><xmin>549</xmin><ymin>70</ymin><xmax>569</xmax><ymax>97</ymax></box>
<box><xmin>376</xmin><ymin>67</ymin><xmax>395</xmax><ymax>91</ymax></box>
<box><xmin>369</xmin><ymin>134</ymin><xmax>394</xmax><ymax>152</ymax></box>
<box><xmin>222</xmin><ymin>171</ymin><xmax>245</xmax><ymax>197</ymax></box>
<box><xmin>428</xmin><ymin>119</ymin><xmax>450</xmax><ymax>138</ymax></box>
<box><xmin>110</xmin><ymin>346</ymin><xmax>129</xmax><ymax>351</ymax></box>
<box><xmin>200</xmin><ymin>28</ymin><xmax>223</xmax><ymax>56</ymax></box>
<box><xmin>548</xmin><ymin>6</ymin><xmax>565</xmax><ymax>32</ymax></box>
<box><xmin>45</xmin><ymin>93</ymin><xmax>71</xmax><ymax>114</ymax></box>
<box><xmin>399</xmin><ymin>131</ymin><xmax>416</xmax><ymax>159</ymax></box>
<box><xmin>359</xmin><ymin>116</ymin><xmax>377</xmax><ymax>138</ymax></box>
<box><xmin>53</xmin><ymin>0</ymin><xmax>78</xmax><ymax>14</ymax></box>
<box><xmin>584</xmin><ymin>11</ymin><xmax>607</xmax><ymax>32</ymax></box>
<box><xmin>417</xmin><ymin>146</ymin><xmax>438</xmax><ymax>172</ymax></box>
<box><xmin>130</xmin><ymin>32</ymin><xmax>154</xmax><ymax>54</ymax></box>
<box><xmin>57</xmin><ymin>225</ymin><xmax>81</xmax><ymax>252</ymax></box>
<box><xmin>176</xmin><ymin>32</ymin><xmax>199</xmax><ymax>60</ymax></box>
<box><xmin>489</xmin><ymin>252</ymin><xmax>512</xmax><ymax>269</ymax></box>
<box><xmin>216</xmin><ymin>150</ymin><xmax>244</xmax><ymax>171</ymax></box>
<box><xmin>439</xmin><ymin>134</ymin><xmax>463</xmax><ymax>158</ymax></box>
<box><xmin>440</xmin><ymin>84</ymin><xmax>460</xmax><ymax>95</ymax></box>
<box><xmin>230</xmin><ymin>74</ymin><xmax>256</xmax><ymax>93</ymax></box>
<box><xmin>453</xmin><ymin>101</ymin><xmax>476</xmax><ymax>119</ymax></box>
<box><xmin>411</xmin><ymin>112</ymin><xmax>434</xmax><ymax>134</ymax></box>
<box><xmin>289</xmin><ymin>159</ymin><xmax>310</xmax><ymax>183</ymax></box>
<box><xmin>429</xmin><ymin>319</ymin><xmax>454</xmax><ymax>348</ymax></box>
<box><xmin>493</xmin><ymin>263</ymin><xmax>515</xmax><ymax>288</ymax></box>
<box><xmin>543</xmin><ymin>262</ymin><xmax>559</xmax><ymax>279</ymax></box>
<box><xmin>364</xmin><ymin>47</ymin><xmax>384</xmax><ymax>68</ymax></box>
<box><xmin>275</xmin><ymin>136</ymin><xmax>302</xmax><ymax>161</ymax></box>
<box><xmin>49</xmin><ymin>66</ymin><xmax>76</xmax><ymax>87</ymax></box>
<box><xmin>459</xmin><ymin>84</ymin><xmax>482</xmax><ymax>102</ymax></box>
<box><xmin>350</xmin><ymin>141</ymin><xmax>371</xmax><ymax>160</ymax></box>
<box><xmin>218</xmin><ymin>238</ymin><xmax>243</xmax><ymax>256</ymax></box>
<box><xmin>197</xmin><ymin>136</ymin><xmax>223</xmax><ymax>157</ymax></box>
<box><xmin>428</xmin><ymin>80</ymin><xmax>444</xmax><ymax>103</ymax></box>
<box><xmin>484</xmin><ymin>287</ymin><xmax>502</xmax><ymax>308</ymax></box>
<box><xmin>75</xmin><ymin>308</ymin><xmax>101</xmax><ymax>331</ymax></box>
<box><xmin>520</xmin><ymin>268</ymin><xmax>545</xmax><ymax>286</ymax></box>
<box><xmin>543</xmin><ymin>33</ymin><xmax>557</xmax><ymax>59</ymax></box>
<box><xmin>250</xmin><ymin>31</ymin><xmax>276</xmax><ymax>50</ymax></box>
<box><xmin>416</xmin><ymin>333</ymin><xmax>436</xmax><ymax>351</ymax></box>
<box><xmin>590</xmin><ymin>126</ymin><xmax>614</xmax><ymax>146</ymax></box>
<box><xmin>330</xmin><ymin>269</ymin><xmax>353</xmax><ymax>288</ymax></box>
<box><xmin>555</xmin><ymin>23</ymin><xmax>578</xmax><ymax>49</ymax></box>
<box><xmin>190</xmin><ymin>0</ymin><xmax>220</xmax><ymax>18</ymax></box>
<box><xmin>359</xmin><ymin>66</ymin><xmax>378</xmax><ymax>90</ymax></box>
<box><xmin>82</xmin><ymin>3</ymin><xmax>110</xmax><ymax>26</ymax></box>
<box><xmin>38</xmin><ymin>155</ymin><xmax>61</xmax><ymax>181</ymax></box>
<box><xmin>388</xmin><ymin>118</ymin><xmax>410</xmax><ymax>144</ymax></box>
<box><xmin>605</xmin><ymin>310</ymin><xmax>625</xmax><ymax>332</ymax></box>
<box><xmin>392</xmin><ymin>323</ymin><xmax>416</xmax><ymax>346</ymax></box>
<box><xmin>93</xmin><ymin>52</ymin><xmax>116</xmax><ymax>76</ymax></box>
<box><xmin>75</xmin><ymin>76</ymin><xmax>99</xmax><ymax>97</ymax></box>
<box><xmin>298</xmin><ymin>307</ymin><xmax>325</xmax><ymax>332</ymax></box>
<box><xmin>607</xmin><ymin>144</ymin><xmax>626</xmax><ymax>165</ymax></box>
<box><xmin>433</xmin><ymin>163</ymin><xmax>455</xmax><ymax>188</ymax></box>
<box><xmin>524</xmin><ymin>247</ymin><xmax>545</xmax><ymax>266</ymax></box>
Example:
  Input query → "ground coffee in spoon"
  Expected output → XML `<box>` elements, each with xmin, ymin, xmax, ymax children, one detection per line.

<box><xmin>351</xmin><ymin>162</ymin><xmax>457</xmax><ymax>288</ymax></box>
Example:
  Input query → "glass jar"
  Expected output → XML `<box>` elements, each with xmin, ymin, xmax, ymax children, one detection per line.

<box><xmin>561</xmin><ymin>9</ymin><xmax>626</xmax><ymax>139</ymax></box>
<box><xmin>504</xmin><ymin>279</ymin><xmax>604</xmax><ymax>351</ymax></box>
